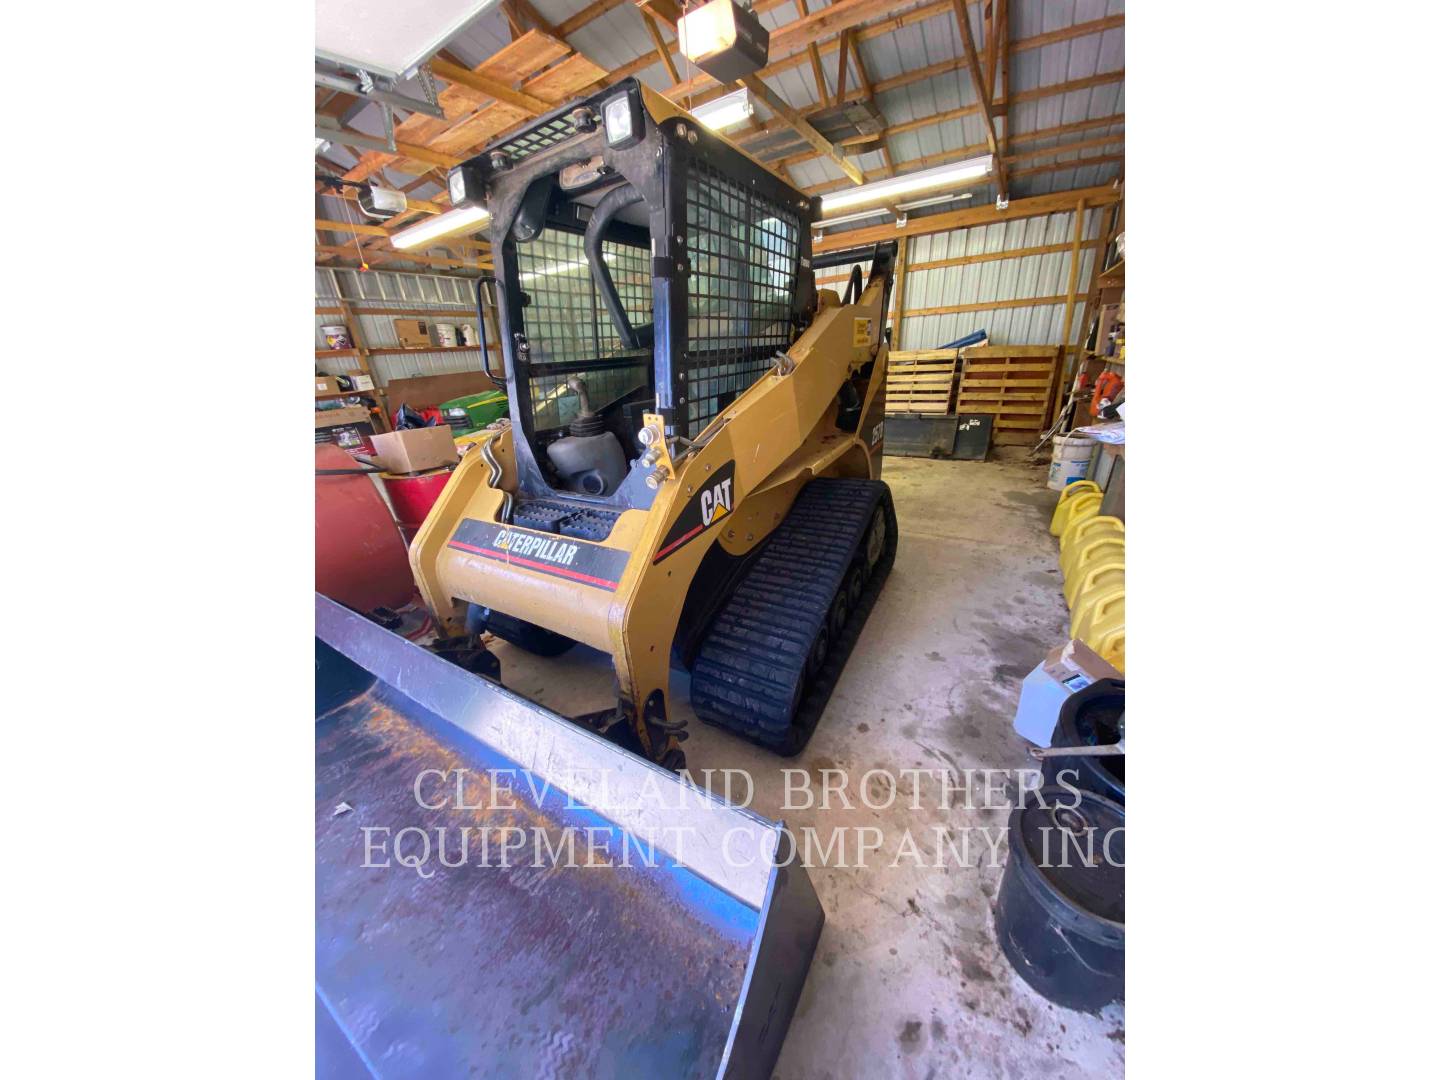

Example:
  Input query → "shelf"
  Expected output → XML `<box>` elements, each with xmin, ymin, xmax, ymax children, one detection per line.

<box><xmin>368</xmin><ymin>345</ymin><xmax>483</xmax><ymax>356</ymax></box>
<box><xmin>1097</xmin><ymin>258</ymin><xmax>1124</xmax><ymax>283</ymax></box>
<box><xmin>315</xmin><ymin>390</ymin><xmax>384</xmax><ymax>401</ymax></box>
<box><xmin>316</xmin><ymin>306</ymin><xmax>477</xmax><ymax>318</ymax></box>
<box><xmin>316</xmin><ymin>347</ymin><xmax>359</xmax><ymax>358</ymax></box>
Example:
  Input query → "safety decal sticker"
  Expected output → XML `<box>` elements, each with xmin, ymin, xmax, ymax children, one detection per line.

<box><xmin>652</xmin><ymin>460</ymin><xmax>737</xmax><ymax>564</ymax></box>
<box><xmin>448</xmin><ymin>519</ymin><xmax>630</xmax><ymax>591</ymax></box>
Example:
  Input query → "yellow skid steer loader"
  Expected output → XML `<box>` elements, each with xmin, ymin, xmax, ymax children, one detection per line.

<box><xmin>410</xmin><ymin>80</ymin><xmax>898</xmax><ymax>768</ymax></box>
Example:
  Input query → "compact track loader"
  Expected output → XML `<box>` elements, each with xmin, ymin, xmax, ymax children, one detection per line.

<box><xmin>411</xmin><ymin>79</ymin><xmax>899</xmax><ymax>768</ymax></box>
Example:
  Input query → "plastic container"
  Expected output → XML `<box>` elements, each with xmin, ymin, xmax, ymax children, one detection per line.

<box><xmin>1072</xmin><ymin>588</ymin><xmax>1124</xmax><ymax>652</ymax></box>
<box><xmin>1047</xmin><ymin>434</ymin><xmax>1095</xmax><ymax>491</ymax></box>
<box><xmin>995</xmin><ymin>786</ymin><xmax>1125</xmax><ymax>1012</ymax></box>
<box><xmin>1064</xmin><ymin>558</ymin><xmax>1124</xmax><ymax>608</ymax></box>
<box><xmin>435</xmin><ymin>322</ymin><xmax>459</xmax><ymax>347</ymax></box>
<box><xmin>320</xmin><ymin>325</ymin><xmax>352</xmax><ymax>350</ymax></box>
<box><xmin>1060</xmin><ymin>513</ymin><xmax>1123</xmax><ymax>558</ymax></box>
<box><xmin>382</xmin><ymin>466</ymin><xmax>455</xmax><ymax>545</ymax></box>
<box><xmin>1093</xmin><ymin>627</ymin><xmax>1124</xmax><ymax>672</ymax></box>
<box><xmin>1049</xmin><ymin>480</ymin><xmax>1101</xmax><ymax>536</ymax></box>
<box><xmin>1061</xmin><ymin>534</ymin><xmax>1124</xmax><ymax>581</ymax></box>
<box><xmin>1055</xmin><ymin>493</ymin><xmax>1103</xmax><ymax>555</ymax></box>
<box><xmin>459</xmin><ymin>324</ymin><xmax>478</xmax><ymax>346</ymax></box>
<box><xmin>1041</xmin><ymin>678</ymin><xmax>1125</xmax><ymax>804</ymax></box>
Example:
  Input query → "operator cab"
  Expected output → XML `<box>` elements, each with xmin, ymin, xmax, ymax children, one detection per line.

<box><xmin>456</xmin><ymin>80</ymin><xmax>816</xmax><ymax>513</ymax></box>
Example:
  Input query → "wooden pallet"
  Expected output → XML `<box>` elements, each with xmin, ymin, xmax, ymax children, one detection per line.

<box><xmin>885</xmin><ymin>349</ymin><xmax>959</xmax><ymax>414</ymax></box>
<box><xmin>955</xmin><ymin>345</ymin><xmax>1063</xmax><ymax>445</ymax></box>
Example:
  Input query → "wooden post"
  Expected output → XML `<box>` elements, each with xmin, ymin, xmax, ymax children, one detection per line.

<box><xmin>1051</xmin><ymin>197</ymin><xmax>1087</xmax><ymax>426</ymax></box>
<box><xmin>890</xmin><ymin>235</ymin><xmax>909</xmax><ymax>352</ymax></box>
<box><xmin>1073</xmin><ymin>198</ymin><xmax>1123</xmax><ymax>372</ymax></box>
<box><xmin>337</xmin><ymin>292</ymin><xmax>391</xmax><ymax>432</ymax></box>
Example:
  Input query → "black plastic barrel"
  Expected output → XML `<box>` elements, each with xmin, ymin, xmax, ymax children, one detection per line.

<box><xmin>1041</xmin><ymin>677</ymin><xmax>1125</xmax><ymax>805</ymax></box>
<box><xmin>995</xmin><ymin>786</ymin><xmax>1124</xmax><ymax>1012</ymax></box>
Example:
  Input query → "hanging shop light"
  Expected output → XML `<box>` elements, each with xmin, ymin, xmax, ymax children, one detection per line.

<box><xmin>677</xmin><ymin>0</ymin><xmax>770</xmax><ymax>83</ymax></box>
<box><xmin>820</xmin><ymin>155</ymin><xmax>993</xmax><ymax>215</ymax></box>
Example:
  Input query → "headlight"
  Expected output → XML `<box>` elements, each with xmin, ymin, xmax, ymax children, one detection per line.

<box><xmin>603</xmin><ymin>93</ymin><xmax>641</xmax><ymax>148</ymax></box>
<box><xmin>603</xmin><ymin>97</ymin><xmax>633</xmax><ymax>144</ymax></box>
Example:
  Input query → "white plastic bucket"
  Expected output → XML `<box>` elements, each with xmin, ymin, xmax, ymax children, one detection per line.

<box><xmin>459</xmin><ymin>324</ymin><xmax>478</xmax><ymax>346</ymax></box>
<box><xmin>320</xmin><ymin>325</ymin><xmax>352</xmax><ymax>349</ymax></box>
<box><xmin>435</xmin><ymin>323</ymin><xmax>458</xmax><ymax>347</ymax></box>
<box><xmin>1047</xmin><ymin>434</ymin><xmax>1095</xmax><ymax>491</ymax></box>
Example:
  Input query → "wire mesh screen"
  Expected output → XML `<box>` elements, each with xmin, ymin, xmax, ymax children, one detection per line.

<box><xmin>515</xmin><ymin>227</ymin><xmax>650</xmax><ymax>431</ymax></box>
<box><xmin>496</xmin><ymin>114</ymin><xmax>582</xmax><ymax>162</ymax></box>
<box><xmin>684</xmin><ymin>161</ymin><xmax>800</xmax><ymax>436</ymax></box>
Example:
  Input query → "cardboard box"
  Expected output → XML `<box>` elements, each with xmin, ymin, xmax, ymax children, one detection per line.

<box><xmin>394</xmin><ymin>318</ymin><xmax>432</xmax><ymax>348</ymax></box>
<box><xmin>316</xmin><ymin>375</ymin><xmax>342</xmax><ymax>396</ymax></box>
<box><xmin>315</xmin><ymin>405</ymin><xmax>372</xmax><ymax>428</ymax></box>
<box><xmin>1012</xmin><ymin>639</ymin><xmax>1123</xmax><ymax>746</ymax></box>
<box><xmin>368</xmin><ymin>426</ymin><xmax>459</xmax><ymax>474</ymax></box>
<box><xmin>346</xmin><ymin>373</ymin><xmax>375</xmax><ymax>392</ymax></box>
<box><xmin>315</xmin><ymin>422</ymin><xmax>376</xmax><ymax>457</ymax></box>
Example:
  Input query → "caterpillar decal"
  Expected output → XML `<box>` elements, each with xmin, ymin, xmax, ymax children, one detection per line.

<box><xmin>448</xmin><ymin>519</ymin><xmax>630</xmax><ymax>591</ymax></box>
<box><xmin>652</xmin><ymin>460</ymin><xmax>737</xmax><ymax>564</ymax></box>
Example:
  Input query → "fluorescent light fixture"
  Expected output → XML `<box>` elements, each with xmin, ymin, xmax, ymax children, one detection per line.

<box><xmin>812</xmin><ymin>193</ymin><xmax>975</xmax><ymax>230</ymax></box>
<box><xmin>315</xmin><ymin>137</ymin><xmax>331</xmax><ymax>154</ymax></box>
<box><xmin>391</xmin><ymin>204</ymin><xmax>491</xmax><ymax>250</ymax></box>
<box><xmin>820</xmin><ymin>155</ymin><xmax>993</xmax><ymax>215</ymax></box>
<box><xmin>689</xmin><ymin>88</ymin><xmax>753</xmax><ymax>132</ymax></box>
<box><xmin>316</xmin><ymin>0</ymin><xmax>504</xmax><ymax>81</ymax></box>
<box><xmin>813</xmin><ymin>205</ymin><xmax>890</xmax><ymax>229</ymax></box>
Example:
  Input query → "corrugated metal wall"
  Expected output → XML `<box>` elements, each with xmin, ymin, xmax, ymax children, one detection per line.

<box><xmin>314</xmin><ymin>268</ymin><xmax>488</xmax><ymax>387</ymax></box>
<box><xmin>316</xmin><ymin>207</ymin><xmax>1106</xmax><ymax>389</ymax></box>
<box><xmin>899</xmin><ymin>208</ymin><xmax>1104</xmax><ymax>351</ymax></box>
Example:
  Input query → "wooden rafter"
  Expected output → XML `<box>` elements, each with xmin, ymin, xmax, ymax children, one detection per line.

<box><xmin>951</xmin><ymin>0</ymin><xmax>1007</xmax><ymax>200</ymax></box>
<box><xmin>638</xmin><ymin>0</ymin><xmax>865</xmax><ymax>185</ymax></box>
<box><xmin>811</xmin><ymin>184</ymin><xmax>1120</xmax><ymax>252</ymax></box>
<box><xmin>674</xmin><ymin>9</ymin><xmax>1122</xmax><ymax>111</ymax></box>
<box><xmin>640</xmin><ymin>13</ymin><xmax>681</xmax><ymax>84</ymax></box>
<box><xmin>794</xmin><ymin>0</ymin><xmax>832</xmax><ymax>106</ymax></box>
<box><xmin>311</xmin><ymin>2</ymin><xmax>1121</xmax><ymax>260</ymax></box>
<box><xmin>847</xmin><ymin>34</ymin><xmax>893</xmax><ymax>178</ymax></box>
<box><xmin>428</xmin><ymin>57</ymin><xmax>552</xmax><ymax>115</ymax></box>
<box><xmin>798</xmin><ymin>114</ymin><xmax>1124</xmax><ymax>195</ymax></box>
<box><xmin>556</xmin><ymin>0</ymin><xmax>631</xmax><ymax>38</ymax></box>
<box><xmin>740</xmin><ymin>75</ymin><xmax>865</xmax><ymax>184</ymax></box>
<box><xmin>835</xmin><ymin>30</ymin><xmax>851</xmax><ymax>104</ymax></box>
<box><xmin>730</xmin><ymin>60</ymin><xmax>1122</xmax><ymax>163</ymax></box>
<box><xmin>504</xmin><ymin>0</ymin><xmax>554</xmax><ymax>34</ymax></box>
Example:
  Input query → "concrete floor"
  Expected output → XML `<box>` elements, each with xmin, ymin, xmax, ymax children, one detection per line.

<box><xmin>492</xmin><ymin>449</ymin><xmax>1125</xmax><ymax>1078</ymax></box>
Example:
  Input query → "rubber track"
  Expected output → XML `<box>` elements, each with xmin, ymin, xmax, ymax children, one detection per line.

<box><xmin>691</xmin><ymin>477</ymin><xmax>897</xmax><ymax>755</ymax></box>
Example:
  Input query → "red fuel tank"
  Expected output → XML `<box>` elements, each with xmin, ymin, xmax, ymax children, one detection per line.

<box><xmin>315</xmin><ymin>443</ymin><xmax>414</xmax><ymax>611</ymax></box>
